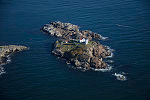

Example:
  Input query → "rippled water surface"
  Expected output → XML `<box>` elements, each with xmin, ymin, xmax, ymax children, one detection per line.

<box><xmin>0</xmin><ymin>0</ymin><xmax>150</xmax><ymax>100</ymax></box>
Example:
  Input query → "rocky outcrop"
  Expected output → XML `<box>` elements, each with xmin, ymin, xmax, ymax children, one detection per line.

<box><xmin>51</xmin><ymin>40</ymin><xmax>110</xmax><ymax>70</ymax></box>
<box><xmin>41</xmin><ymin>21</ymin><xmax>112</xmax><ymax>70</ymax></box>
<box><xmin>0</xmin><ymin>45</ymin><xmax>28</xmax><ymax>64</ymax></box>
<box><xmin>41</xmin><ymin>21</ymin><xmax>103</xmax><ymax>40</ymax></box>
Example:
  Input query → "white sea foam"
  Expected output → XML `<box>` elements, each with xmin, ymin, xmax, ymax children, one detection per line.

<box><xmin>91</xmin><ymin>65</ymin><xmax>112</xmax><ymax>72</ymax></box>
<box><xmin>4</xmin><ymin>55</ymin><xmax>12</xmax><ymax>65</ymax></box>
<box><xmin>7</xmin><ymin>59</ymin><xmax>11</xmax><ymax>62</ymax></box>
<box><xmin>105</xmin><ymin>60</ymin><xmax>114</xmax><ymax>63</ymax></box>
<box><xmin>0</xmin><ymin>65</ymin><xmax>6</xmax><ymax>76</ymax></box>
<box><xmin>68</xmin><ymin>64</ymin><xmax>112</xmax><ymax>72</ymax></box>
<box><xmin>106</xmin><ymin>52</ymin><xmax>114</xmax><ymax>58</ymax></box>
<box><xmin>100</xmin><ymin>35</ymin><xmax>108</xmax><ymax>40</ymax></box>
<box><xmin>112</xmin><ymin>72</ymin><xmax>127</xmax><ymax>81</ymax></box>
<box><xmin>108</xmin><ymin>48</ymin><xmax>115</xmax><ymax>52</ymax></box>
<box><xmin>66</xmin><ymin>61</ymin><xmax>71</xmax><ymax>65</ymax></box>
<box><xmin>57</xmin><ymin>57</ymin><xmax>60</xmax><ymax>59</ymax></box>
<box><xmin>76</xmin><ymin>67</ymin><xmax>88</xmax><ymax>72</ymax></box>
<box><xmin>0</xmin><ymin>54</ymin><xmax>12</xmax><ymax>76</ymax></box>
<box><xmin>103</xmin><ymin>45</ymin><xmax>114</xmax><ymax>58</ymax></box>
<box><xmin>76</xmin><ymin>67</ymin><xmax>82</xmax><ymax>69</ymax></box>
<box><xmin>104</xmin><ymin>45</ymin><xmax>115</xmax><ymax>52</ymax></box>
<box><xmin>1</xmin><ymin>63</ymin><xmax>6</xmax><ymax>66</ymax></box>
<box><xmin>121</xmin><ymin>72</ymin><xmax>128</xmax><ymax>75</ymax></box>
<box><xmin>7</xmin><ymin>57</ymin><xmax>11</xmax><ymax>63</ymax></box>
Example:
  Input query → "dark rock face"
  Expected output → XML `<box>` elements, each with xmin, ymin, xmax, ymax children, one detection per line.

<box><xmin>41</xmin><ymin>21</ymin><xmax>112</xmax><ymax>70</ymax></box>
<box><xmin>41</xmin><ymin>21</ymin><xmax>103</xmax><ymax>40</ymax></box>
<box><xmin>0</xmin><ymin>45</ymin><xmax>28</xmax><ymax>64</ymax></box>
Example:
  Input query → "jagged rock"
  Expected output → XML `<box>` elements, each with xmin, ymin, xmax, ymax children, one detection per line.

<box><xmin>90</xmin><ymin>57</ymin><xmax>102</xmax><ymax>69</ymax></box>
<box><xmin>41</xmin><ymin>21</ymin><xmax>112</xmax><ymax>70</ymax></box>
<box><xmin>52</xmin><ymin>49</ymin><xmax>64</xmax><ymax>57</ymax></box>
<box><xmin>41</xmin><ymin>21</ymin><xmax>104</xmax><ymax>40</ymax></box>
<box><xmin>0</xmin><ymin>45</ymin><xmax>28</xmax><ymax>64</ymax></box>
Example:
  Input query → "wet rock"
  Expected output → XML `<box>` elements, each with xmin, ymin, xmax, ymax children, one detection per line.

<box><xmin>41</xmin><ymin>21</ymin><xmax>113</xmax><ymax>71</ymax></box>
<box><xmin>90</xmin><ymin>57</ymin><xmax>102</xmax><ymax>69</ymax></box>
<box><xmin>0</xmin><ymin>45</ymin><xmax>28</xmax><ymax>64</ymax></box>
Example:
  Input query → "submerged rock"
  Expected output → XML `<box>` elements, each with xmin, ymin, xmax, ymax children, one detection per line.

<box><xmin>112</xmin><ymin>73</ymin><xmax>127</xmax><ymax>81</ymax></box>
<box><xmin>41</xmin><ymin>21</ymin><xmax>112</xmax><ymax>70</ymax></box>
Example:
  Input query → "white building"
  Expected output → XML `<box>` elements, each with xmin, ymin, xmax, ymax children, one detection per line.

<box><xmin>79</xmin><ymin>38</ymin><xmax>88</xmax><ymax>45</ymax></box>
<box><xmin>79</xmin><ymin>38</ymin><xmax>85</xmax><ymax>43</ymax></box>
<box><xmin>85</xmin><ymin>39</ymin><xmax>88</xmax><ymax>45</ymax></box>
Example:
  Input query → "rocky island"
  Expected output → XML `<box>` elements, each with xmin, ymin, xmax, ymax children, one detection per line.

<box><xmin>0</xmin><ymin>45</ymin><xmax>28</xmax><ymax>65</ymax></box>
<box><xmin>41</xmin><ymin>21</ymin><xmax>112</xmax><ymax>70</ymax></box>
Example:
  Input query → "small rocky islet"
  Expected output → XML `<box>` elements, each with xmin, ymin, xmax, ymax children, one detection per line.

<box><xmin>0</xmin><ymin>45</ymin><xmax>28</xmax><ymax>65</ymax></box>
<box><xmin>41</xmin><ymin>21</ymin><xmax>113</xmax><ymax>70</ymax></box>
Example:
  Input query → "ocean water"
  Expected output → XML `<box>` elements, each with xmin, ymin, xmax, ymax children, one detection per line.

<box><xmin>0</xmin><ymin>0</ymin><xmax>150</xmax><ymax>100</ymax></box>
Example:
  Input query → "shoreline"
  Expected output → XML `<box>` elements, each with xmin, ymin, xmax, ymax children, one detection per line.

<box><xmin>41</xmin><ymin>21</ymin><xmax>114</xmax><ymax>71</ymax></box>
<box><xmin>0</xmin><ymin>45</ymin><xmax>28</xmax><ymax>75</ymax></box>
<box><xmin>0</xmin><ymin>45</ymin><xmax>28</xmax><ymax>65</ymax></box>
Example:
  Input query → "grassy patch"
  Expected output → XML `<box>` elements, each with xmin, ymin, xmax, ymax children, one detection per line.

<box><xmin>55</xmin><ymin>40</ymin><xmax>95</xmax><ymax>53</ymax></box>
<box><xmin>70</xmin><ymin>47</ymin><xmax>84</xmax><ymax>56</ymax></box>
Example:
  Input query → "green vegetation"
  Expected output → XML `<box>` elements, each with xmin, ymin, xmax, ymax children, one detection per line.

<box><xmin>70</xmin><ymin>47</ymin><xmax>83</xmax><ymax>56</ymax></box>
<box><xmin>55</xmin><ymin>40</ymin><xmax>96</xmax><ymax>56</ymax></box>
<box><xmin>61</xmin><ymin>43</ymin><xmax>76</xmax><ymax>52</ymax></box>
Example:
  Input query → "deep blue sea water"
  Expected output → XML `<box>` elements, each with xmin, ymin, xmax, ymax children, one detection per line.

<box><xmin>0</xmin><ymin>0</ymin><xmax>150</xmax><ymax>100</ymax></box>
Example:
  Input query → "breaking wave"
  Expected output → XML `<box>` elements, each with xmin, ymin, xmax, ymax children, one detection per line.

<box><xmin>91</xmin><ymin>65</ymin><xmax>112</xmax><ymax>72</ymax></box>
<box><xmin>104</xmin><ymin>45</ymin><xmax>115</xmax><ymax>58</ymax></box>
<box><xmin>66</xmin><ymin>61</ymin><xmax>71</xmax><ymax>65</ymax></box>
<box><xmin>6</xmin><ymin>55</ymin><xmax>11</xmax><ymax>63</ymax></box>
<box><xmin>112</xmin><ymin>72</ymin><xmax>127</xmax><ymax>81</ymax></box>
<box><xmin>105</xmin><ymin>60</ymin><xmax>114</xmax><ymax>63</ymax></box>
<box><xmin>67</xmin><ymin>63</ymin><xmax>113</xmax><ymax>72</ymax></box>
<box><xmin>0</xmin><ymin>65</ymin><xmax>6</xmax><ymax>76</ymax></box>
<box><xmin>0</xmin><ymin>55</ymin><xmax>12</xmax><ymax>76</ymax></box>
<box><xmin>100</xmin><ymin>35</ymin><xmax>108</xmax><ymax>40</ymax></box>
<box><xmin>106</xmin><ymin>52</ymin><xmax>114</xmax><ymax>58</ymax></box>
<box><xmin>104</xmin><ymin>45</ymin><xmax>115</xmax><ymax>52</ymax></box>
